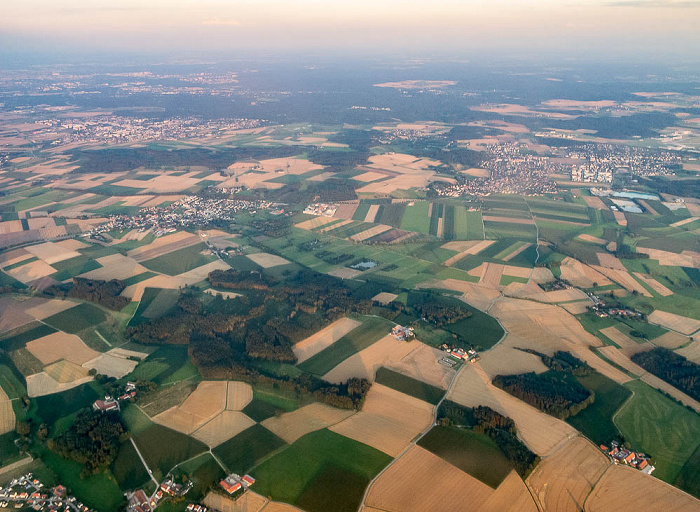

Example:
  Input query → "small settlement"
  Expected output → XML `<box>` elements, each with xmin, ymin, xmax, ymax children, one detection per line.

<box><xmin>0</xmin><ymin>474</ymin><xmax>90</xmax><ymax>511</ymax></box>
<box><xmin>92</xmin><ymin>382</ymin><xmax>137</xmax><ymax>413</ymax></box>
<box><xmin>600</xmin><ymin>441</ymin><xmax>655</xmax><ymax>475</ymax></box>
<box><xmin>219</xmin><ymin>474</ymin><xmax>255</xmax><ymax>497</ymax></box>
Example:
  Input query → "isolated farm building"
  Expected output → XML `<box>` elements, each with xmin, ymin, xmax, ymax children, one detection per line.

<box><xmin>92</xmin><ymin>398</ymin><xmax>119</xmax><ymax>412</ymax></box>
<box><xmin>220</xmin><ymin>480</ymin><xmax>241</xmax><ymax>494</ymax></box>
<box><xmin>242</xmin><ymin>475</ymin><xmax>255</xmax><ymax>486</ymax></box>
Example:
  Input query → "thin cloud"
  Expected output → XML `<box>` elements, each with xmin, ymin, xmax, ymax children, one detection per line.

<box><xmin>606</xmin><ymin>0</ymin><xmax>700</xmax><ymax>7</ymax></box>
<box><xmin>201</xmin><ymin>18</ymin><xmax>242</xmax><ymax>26</ymax></box>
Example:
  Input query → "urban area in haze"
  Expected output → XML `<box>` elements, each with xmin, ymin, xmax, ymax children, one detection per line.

<box><xmin>1</xmin><ymin>1</ymin><xmax>700</xmax><ymax>512</ymax></box>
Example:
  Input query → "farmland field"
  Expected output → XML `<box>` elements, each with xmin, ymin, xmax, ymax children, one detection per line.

<box><xmin>615</xmin><ymin>380</ymin><xmax>700</xmax><ymax>483</ymax></box>
<box><xmin>42</xmin><ymin>303</ymin><xmax>107</xmax><ymax>334</ymax></box>
<box><xmin>297</xmin><ymin>315</ymin><xmax>394</xmax><ymax>375</ymax></box>
<box><xmin>132</xmin><ymin>422</ymin><xmax>208</xmax><ymax>479</ymax></box>
<box><xmin>140</xmin><ymin>242</ymin><xmax>218</xmax><ymax>275</ymax></box>
<box><xmin>251</xmin><ymin>429</ymin><xmax>392</xmax><ymax>512</ymax></box>
<box><xmin>212</xmin><ymin>423</ymin><xmax>287</xmax><ymax>473</ymax></box>
<box><xmin>418</xmin><ymin>426</ymin><xmax>513</xmax><ymax>488</ymax></box>
<box><xmin>111</xmin><ymin>441</ymin><xmax>150</xmax><ymax>491</ymax></box>
<box><xmin>374</xmin><ymin>367</ymin><xmax>445</xmax><ymax>405</ymax></box>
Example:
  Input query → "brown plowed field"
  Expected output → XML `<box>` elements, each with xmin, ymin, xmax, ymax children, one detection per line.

<box><xmin>261</xmin><ymin>403</ymin><xmax>354</xmax><ymax>444</ymax></box>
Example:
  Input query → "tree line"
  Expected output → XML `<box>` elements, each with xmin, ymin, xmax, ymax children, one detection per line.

<box><xmin>633</xmin><ymin>348</ymin><xmax>700</xmax><ymax>402</ymax></box>
<box><xmin>43</xmin><ymin>277</ymin><xmax>129</xmax><ymax>311</ymax></box>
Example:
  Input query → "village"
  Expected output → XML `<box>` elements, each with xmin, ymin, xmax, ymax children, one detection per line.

<box><xmin>0</xmin><ymin>474</ymin><xmax>91</xmax><ymax>511</ymax></box>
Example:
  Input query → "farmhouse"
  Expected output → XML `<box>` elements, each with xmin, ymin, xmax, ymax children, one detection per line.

<box><xmin>602</xmin><ymin>442</ymin><xmax>655</xmax><ymax>474</ymax></box>
<box><xmin>92</xmin><ymin>398</ymin><xmax>119</xmax><ymax>412</ymax></box>
<box><xmin>219</xmin><ymin>480</ymin><xmax>241</xmax><ymax>495</ymax></box>
<box><xmin>392</xmin><ymin>325</ymin><xmax>414</xmax><ymax>341</ymax></box>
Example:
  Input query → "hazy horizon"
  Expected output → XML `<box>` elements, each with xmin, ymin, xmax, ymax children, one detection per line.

<box><xmin>2</xmin><ymin>0</ymin><xmax>700</xmax><ymax>66</ymax></box>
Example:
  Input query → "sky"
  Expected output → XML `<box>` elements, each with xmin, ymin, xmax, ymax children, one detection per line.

<box><xmin>2</xmin><ymin>0</ymin><xmax>700</xmax><ymax>63</ymax></box>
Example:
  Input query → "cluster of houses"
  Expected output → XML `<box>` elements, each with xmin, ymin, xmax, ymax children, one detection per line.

<box><xmin>303</xmin><ymin>203</ymin><xmax>338</xmax><ymax>217</ymax></box>
<box><xmin>391</xmin><ymin>325</ymin><xmax>414</xmax><ymax>341</ymax></box>
<box><xmin>219</xmin><ymin>474</ymin><xmax>255</xmax><ymax>496</ymax></box>
<box><xmin>600</xmin><ymin>441</ymin><xmax>655</xmax><ymax>475</ymax></box>
<box><xmin>185</xmin><ymin>504</ymin><xmax>208</xmax><ymax>512</ymax></box>
<box><xmin>92</xmin><ymin>382</ymin><xmax>137</xmax><ymax>413</ymax></box>
<box><xmin>442</xmin><ymin>344</ymin><xmax>479</xmax><ymax>363</ymax></box>
<box><xmin>0</xmin><ymin>475</ymin><xmax>89</xmax><ymax>511</ymax></box>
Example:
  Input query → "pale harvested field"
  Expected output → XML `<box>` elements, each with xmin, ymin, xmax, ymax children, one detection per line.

<box><xmin>635</xmin><ymin>247</ymin><xmax>700</xmax><ymax>268</ymax></box>
<box><xmin>121</xmin><ymin>260</ymin><xmax>231</xmax><ymax>301</ymax></box>
<box><xmin>502</xmin><ymin>242</ymin><xmax>532</xmax><ymax>262</ymax></box>
<box><xmin>652</xmin><ymin>331</ymin><xmax>689</xmax><ymax>349</ymax></box>
<box><xmin>326</xmin><ymin>267</ymin><xmax>362</xmax><ymax>279</ymax></box>
<box><xmin>318</xmin><ymin>219</ymin><xmax>353</xmax><ymax>233</ymax></box>
<box><xmin>80</xmin><ymin>253</ymin><xmax>147</xmax><ymax>280</ymax></box>
<box><xmin>226</xmin><ymin>381</ymin><xmax>253</xmax><ymax>411</ymax></box>
<box><xmin>480</xmin><ymin>262</ymin><xmax>504</xmax><ymax>288</ymax></box>
<box><xmin>633</xmin><ymin>272</ymin><xmax>673</xmax><ymax>296</ymax></box>
<box><xmin>82</xmin><ymin>353</ymin><xmax>138</xmax><ymax>379</ymax></box>
<box><xmin>26</xmin><ymin>217</ymin><xmax>55</xmax><ymax>230</ymax></box>
<box><xmin>562</xmin><ymin>301</ymin><xmax>594</xmax><ymax>314</ymax></box>
<box><xmin>294</xmin><ymin>216</ymin><xmax>338</xmax><ymax>230</ymax></box>
<box><xmin>578</xmin><ymin>234</ymin><xmax>606</xmax><ymax>244</ymax></box>
<box><xmin>260</xmin><ymin>502</ymin><xmax>299</xmax><ymax>512</ymax></box>
<box><xmin>26</xmin><ymin>332</ymin><xmax>99</xmax><ymax>366</ymax></box>
<box><xmin>482</xmin><ymin>215</ymin><xmax>535</xmax><ymax>225</ymax></box>
<box><xmin>127</xmin><ymin>231</ymin><xmax>201</xmax><ymax>261</ymax></box>
<box><xmin>385</xmin><ymin>342</ymin><xmax>455</xmax><ymax>389</ymax></box>
<box><xmin>330</xmin><ymin>383</ymin><xmax>434</xmax><ymax>456</ymax></box>
<box><xmin>0</xmin><ymin>388</ymin><xmax>15</xmax><ymax>435</ymax></box>
<box><xmin>293</xmin><ymin>317</ymin><xmax>361</xmax><ymax>365</ymax></box>
<box><xmin>648</xmin><ymin>310</ymin><xmax>700</xmax><ymax>335</ymax></box>
<box><xmin>527</xmin><ymin>437</ymin><xmax>609</xmax><ymax>512</ymax></box>
<box><xmin>25</xmin><ymin>241</ymin><xmax>80</xmax><ymax>264</ymax></box>
<box><xmin>559</xmin><ymin>257</ymin><xmax>612</xmax><ymax>288</ymax></box>
<box><xmin>670</xmin><ymin>216</ymin><xmax>699</xmax><ymax>228</ymax></box>
<box><xmin>45</xmin><ymin>359</ymin><xmax>90</xmax><ymax>383</ymax></box>
<box><xmin>587</xmin><ymin>465</ymin><xmax>700</xmax><ymax>512</ymax></box>
<box><xmin>596</xmin><ymin>252</ymin><xmax>626</xmax><ymax>270</ymax></box>
<box><xmin>481</xmin><ymin>470</ymin><xmax>538</xmax><ymax>512</ymax></box>
<box><xmin>115</xmin><ymin>175</ymin><xmax>199</xmax><ymax>194</ymax></box>
<box><xmin>417</xmin><ymin>278</ymin><xmax>501</xmax><ymax>311</ymax></box>
<box><xmin>261</xmin><ymin>402</ymin><xmax>355</xmax><ymax>444</ymax></box>
<box><xmin>0</xmin><ymin>297</ymin><xmax>34</xmax><ymax>332</ymax></box>
<box><xmin>246</xmin><ymin>253</ymin><xmax>290</xmax><ymax>268</ymax></box>
<box><xmin>0</xmin><ymin>221</ymin><xmax>23</xmax><ymax>235</ymax></box>
<box><xmin>531</xmin><ymin>266</ymin><xmax>555</xmax><ymax>284</ymax></box>
<box><xmin>6</xmin><ymin>260</ymin><xmax>56</xmax><ymax>284</ymax></box>
<box><xmin>462</xmin><ymin>167</ymin><xmax>490</xmax><ymax>177</ymax></box>
<box><xmin>0</xmin><ymin>248</ymin><xmax>33</xmax><ymax>267</ymax></box>
<box><xmin>192</xmin><ymin>411</ymin><xmax>256</xmax><ymax>447</ymax></box>
<box><xmin>599</xmin><ymin>327</ymin><xmax>638</xmax><ymax>349</ymax></box>
<box><xmin>613</xmin><ymin>210</ymin><xmax>627</xmax><ymax>226</ymax></box>
<box><xmin>677</xmin><ymin>340</ymin><xmax>700</xmax><ymax>364</ymax></box>
<box><xmin>364</xmin><ymin>204</ymin><xmax>380</xmax><ymax>222</ymax></box>
<box><xmin>333</xmin><ymin>202</ymin><xmax>359</xmax><ymax>220</ymax></box>
<box><xmin>350</xmin><ymin>224</ymin><xmax>392</xmax><ymax>242</ymax></box>
<box><xmin>583</xmin><ymin>196</ymin><xmax>608</xmax><ymax>209</ymax></box>
<box><xmin>442</xmin><ymin>241</ymin><xmax>496</xmax><ymax>266</ymax></box>
<box><xmin>204</xmin><ymin>289</ymin><xmax>241</xmax><ymax>299</ymax></box>
<box><xmin>322</xmin><ymin>335</ymin><xmax>420</xmax><ymax>384</ymax></box>
<box><xmin>371</xmin><ymin>292</ymin><xmax>398</xmax><ymax>305</ymax></box>
<box><xmin>448</xmin><ymin>364</ymin><xmax>577</xmax><ymax>455</ymax></box>
<box><xmin>478</xmin><ymin>337</ymin><xmax>549</xmax><ymax>379</ymax></box>
<box><xmin>354</xmin><ymin>171</ymin><xmax>386</xmax><ymax>182</ymax></box>
<box><xmin>55</xmin><ymin>239</ymin><xmax>89</xmax><ymax>251</ymax></box>
<box><xmin>26</xmin><ymin>372</ymin><xmax>92</xmax><ymax>398</ymax></box>
<box><xmin>502</xmin><ymin>265</ymin><xmax>532</xmax><ymax>279</ymax></box>
<box><xmin>23</xmin><ymin>298</ymin><xmax>76</xmax><ymax>321</ymax></box>
<box><xmin>153</xmin><ymin>381</ymin><xmax>228</xmax><ymax>434</ymax></box>
<box><xmin>489</xmin><ymin>298</ymin><xmax>631</xmax><ymax>384</ymax></box>
<box><xmin>365</xmin><ymin>445</ymin><xmax>494</xmax><ymax>512</ymax></box>
<box><xmin>204</xmin><ymin>491</ymin><xmax>268</xmax><ymax>512</ymax></box>
<box><xmin>508</xmin><ymin>281</ymin><xmax>590</xmax><ymax>303</ymax></box>
<box><xmin>590</xmin><ymin>265</ymin><xmax>652</xmax><ymax>297</ymax></box>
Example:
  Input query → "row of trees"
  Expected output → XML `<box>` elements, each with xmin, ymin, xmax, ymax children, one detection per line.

<box><xmin>437</xmin><ymin>401</ymin><xmax>539</xmax><ymax>478</ymax></box>
<box><xmin>43</xmin><ymin>277</ymin><xmax>129</xmax><ymax>311</ymax></box>
<box><xmin>632</xmin><ymin>348</ymin><xmax>700</xmax><ymax>402</ymax></box>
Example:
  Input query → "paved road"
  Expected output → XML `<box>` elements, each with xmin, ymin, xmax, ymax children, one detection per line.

<box><xmin>130</xmin><ymin>437</ymin><xmax>159</xmax><ymax>486</ymax></box>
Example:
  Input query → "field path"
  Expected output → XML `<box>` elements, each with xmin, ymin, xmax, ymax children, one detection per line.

<box><xmin>130</xmin><ymin>437</ymin><xmax>159</xmax><ymax>486</ymax></box>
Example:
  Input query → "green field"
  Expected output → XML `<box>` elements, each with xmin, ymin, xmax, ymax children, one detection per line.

<box><xmin>0</xmin><ymin>432</ymin><xmax>22</xmax><ymax>467</ymax></box>
<box><xmin>111</xmin><ymin>441</ymin><xmax>151</xmax><ymax>491</ymax></box>
<box><xmin>566</xmin><ymin>372</ymin><xmax>631</xmax><ymax>445</ymax></box>
<box><xmin>213</xmin><ymin>424</ymin><xmax>287</xmax><ymax>473</ymax></box>
<box><xmin>175</xmin><ymin>453</ymin><xmax>226</xmax><ymax>501</ymax></box>
<box><xmin>126</xmin><ymin>345</ymin><xmax>193</xmax><ymax>384</ymax></box>
<box><xmin>43</xmin><ymin>303</ymin><xmax>107</xmax><ymax>333</ymax></box>
<box><xmin>140</xmin><ymin>243</ymin><xmax>218</xmax><ymax>276</ymax></box>
<box><xmin>35</xmin><ymin>381</ymin><xmax>101</xmax><ymax>425</ymax></box>
<box><xmin>375</xmin><ymin>367</ymin><xmax>444</xmax><ymax>405</ymax></box>
<box><xmin>242</xmin><ymin>388</ymin><xmax>300</xmax><ymax>422</ymax></box>
<box><xmin>418</xmin><ymin>426</ymin><xmax>513</xmax><ymax>488</ymax></box>
<box><xmin>132</xmin><ymin>423</ymin><xmax>208</xmax><ymax>479</ymax></box>
<box><xmin>251</xmin><ymin>429</ymin><xmax>392</xmax><ymax>512</ymax></box>
<box><xmin>0</xmin><ymin>364</ymin><xmax>26</xmax><ymax>399</ymax></box>
<box><xmin>676</xmin><ymin>444</ymin><xmax>700</xmax><ymax>500</ymax></box>
<box><xmin>400</xmin><ymin>201</ymin><xmax>431</xmax><ymax>234</ymax></box>
<box><xmin>297</xmin><ymin>316</ymin><xmax>394</xmax><ymax>375</ymax></box>
<box><xmin>614</xmin><ymin>380</ymin><xmax>700</xmax><ymax>483</ymax></box>
<box><xmin>50</xmin><ymin>255</ymin><xmax>101</xmax><ymax>281</ymax></box>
